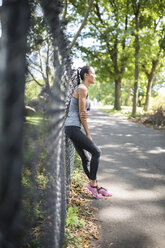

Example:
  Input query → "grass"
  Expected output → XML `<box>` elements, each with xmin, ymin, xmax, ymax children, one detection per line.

<box><xmin>98</xmin><ymin>105</ymin><xmax>165</xmax><ymax>132</ymax></box>
<box><xmin>98</xmin><ymin>105</ymin><xmax>145</xmax><ymax>117</ymax></box>
<box><xmin>25</xmin><ymin>115</ymin><xmax>44</xmax><ymax>125</ymax></box>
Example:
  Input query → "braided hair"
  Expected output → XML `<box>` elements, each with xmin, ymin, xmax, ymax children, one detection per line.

<box><xmin>77</xmin><ymin>67</ymin><xmax>81</xmax><ymax>85</ymax></box>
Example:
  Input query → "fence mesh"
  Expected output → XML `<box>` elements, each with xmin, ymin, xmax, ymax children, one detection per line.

<box><xmin>0</xmin><ymin>1</ymin><xmax>77</xmax><ymax>248</ymax></box>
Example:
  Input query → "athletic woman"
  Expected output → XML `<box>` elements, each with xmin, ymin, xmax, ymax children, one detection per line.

<box><xmin>65</xmin><ymin>66</ymin><xmax>112</xmax><ymax>199</ymax></box>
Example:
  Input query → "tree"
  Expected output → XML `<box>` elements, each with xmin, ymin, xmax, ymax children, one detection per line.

<box><xmin>140</xmin><ymin>3</ymin><xmax>165</xmax><ymax>111</ymax></box>
<box><xmin>142</xmin><ymin>53</ymin><xmax>160</xmax><ymax>111</ymax></box>
<box><xmin>26</xmin><ymin>1</ymin><xmax>54</xmax><ymax>93</ymax></box>
<box><xmin>0</xmin><ymin>1</ymin><xmax>30</xmax><ymax>247</ymax></box>
<box><xmin>67</xmin><ymin>0</ymin><xmax>165</xmax><ymax>112</ymax></box>
<box><xmin>74</xmin><ymin>0</ymin><xmax>132</xmax><ymax>110</ymax></box>
<box><xmin>27</xmin><ymin>40</ymin><xmax>54</xmax><ymax>93</ymax></box>
<box><xmin>131</xmin><ymin>0</ymin><xmax>141</xmax><ymax>116</ymax></box>
<box><xmin>69</xmin><ymin>0</ymin><xmax>95</xmax><ymax>49</ymax></box>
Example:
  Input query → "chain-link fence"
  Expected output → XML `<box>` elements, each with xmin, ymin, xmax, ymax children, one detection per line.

<box><xmin>0</xmin><ymin>1</ymin><xmax>77</xmax><ymax>248</ymax></box>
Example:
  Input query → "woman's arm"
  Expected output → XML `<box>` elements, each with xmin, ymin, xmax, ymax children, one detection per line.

<box><xmin>80</xmin><ymin>111</ymin><xmax>89</xmax><ymax>120</ymax></box>
<box><xmin>78</xmin><ymin>87</ymin><xmax>92</xmax><ymax>140</ymax></box>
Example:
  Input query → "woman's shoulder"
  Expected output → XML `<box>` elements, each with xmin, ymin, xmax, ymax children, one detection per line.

<box><xmin>78</xmin><ymin>83</ymin><xmax>87</xmax><ymax>91</ymax></box>
<box><xmin>78</xmin><ymin>84</ymin><xmax>88</xmax><ymax>98</ymax></box>
<box><xmin>74</xmin><ymin>83</ymin><xmax>86</xmax><ymax>91</ymax></box>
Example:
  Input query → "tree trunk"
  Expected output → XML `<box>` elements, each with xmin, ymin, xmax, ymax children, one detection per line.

<box><xmin>132</xmin><ymin>12</ymin><xmax>139</xmax><ymax>116</ymax></box>
<box><xmin>0</xmin><ymin>1</ymin><xmax>30</xmax><ymax>247</ymax></box>
<box><xmin>70</xmin><ymin>0</ymin><xmax>94</xmax><ymax>49</ymax></box>
<box><xmin>144</xmin><ymin>76</ymin><xmax>154</xmax><ymax>111</ymax></box>
<box><xmin>62</xmin><ymin>0</ymin><xmax>68</xmax><ymax>20</ymax></box>
<box><xmin>111</xmin><ymin>40</ymin><xmax>122</xmax><ymax>110</ymax></box>
<box><xmin>114</xmin><ymin>78</ymin><xmax>121</xmax><ymax>110</ymax></box>
<box><xmin>144</xmin><ymin>60</ymin><xmax>158</xmax><ymax>112</ymax></box>
<box><xmin>144</xmin><ymin>76</ymin><xmax>153</xmax><ymax>112</ymax></box>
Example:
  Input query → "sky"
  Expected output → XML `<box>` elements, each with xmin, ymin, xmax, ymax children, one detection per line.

<box><xmin>72</xmin><ymin>57</ymin><xmax>86</xmax><ymax>68</ymax></box>
<box><xmin>158</xmin><ymin>88</ymin><xmax>165</xmax><ymax>96</ymax></box>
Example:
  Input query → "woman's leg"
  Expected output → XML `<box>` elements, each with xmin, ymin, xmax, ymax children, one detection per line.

<box><xmin>72</xmin><ymin>143</ymin><xmax>91</xmax><ymax>179</ymax></box>
<box><xmin>65</xmin><ymin>126</ymin><xmax>101</xmax><ymax>181</ymax></box>
<box><xmin>71</xmin><ymin>142</ymin><xmax>98</xmax><ymax>187</ymax></box>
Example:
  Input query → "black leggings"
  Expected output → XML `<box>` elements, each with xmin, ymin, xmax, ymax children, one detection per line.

<box><xmin>65</xmin><ymin>126</ymin><xmax>101</xmax><ymax>180</ymax></box>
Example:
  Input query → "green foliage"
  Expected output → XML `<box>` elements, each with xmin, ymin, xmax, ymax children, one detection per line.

<box><xmin>28</xmin><ymin>1</ymin><xmax>50</xmax><ymax>52</ymax></box>
<box><xmin>63</xmin><ymin>230</ymin><xmax>83</xmax><ymax>248</ymax></box>
<box><xmin>25</xmin><ymin>80</ymin><xmax>43</xmax><ymax>103</ymax></box>
<box><xmin>63</xmin><ymin>153</ymin><xmax>87</xmax><ymax>248</ymax></box>
<box><xmin>27</xmin><ymin>2</ymin><xmax>54</xmax><ymax>95</ymax></box>
<box><xmin>68</xmin><ymin>0</ymin><xmax>165</xmax><ymax>111</ymax></box>
<box><xmin>63</xmin><ymin>206</ymin><xmax>84</xmax><ymax>248</ymax></box>
<box><xmin>66</xmin><ymin>207</ymin><xmax>85</xmax><ymax>230</ymax></box>
<box><xmin>25</xmin><ymin>112</ymin><xmax>45</xmax><ymax>124</ymax></box>
<box><xmin>36</xmin><ymin>168</ymin><xmax>49</xmax><ymax>190</ymax></box>
<box><xmin>87</xmin><ymin>77</ymin><xmax>115</xmax><ymax>104</ymax></box>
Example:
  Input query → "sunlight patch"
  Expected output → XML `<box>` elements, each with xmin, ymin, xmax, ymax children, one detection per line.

<box><xmin>147</xmin><ymin>147</ymin><xmax>165</xmax><ymax>154</ymax></box>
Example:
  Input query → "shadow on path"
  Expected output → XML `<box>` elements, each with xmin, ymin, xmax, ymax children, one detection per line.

<box><xmin>88</xmin><ymin>110</ymin><xmax>165</xmax><ymax>248</ymax></box>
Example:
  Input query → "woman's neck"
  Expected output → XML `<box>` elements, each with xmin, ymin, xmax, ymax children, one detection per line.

<box><xmin>82</xmin><ymin>80</ymin><xmax>89</xmax><ymax>88</ymax></box>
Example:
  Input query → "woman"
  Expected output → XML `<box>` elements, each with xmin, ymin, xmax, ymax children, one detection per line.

<box><xmin>65</xmin><ymin>65</ymin><xmax>112</xmax><ymax>199</ymax></box>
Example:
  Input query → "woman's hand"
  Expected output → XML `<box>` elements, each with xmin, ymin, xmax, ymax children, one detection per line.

<box><xmin>80</xmin><ymin>111</ymin><xmax>89</xmax><ymax>120</ymax></box>
<box><xmin>87</xmin><ymin>134</ymin><xmax>92</xmax><ymax>141</ymax></box>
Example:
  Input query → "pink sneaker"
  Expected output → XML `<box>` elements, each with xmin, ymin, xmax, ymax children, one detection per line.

<box><xmin>86</xmin><ymin>184</ymin><xmax>103</xmax><ymax>199</ymax></box>
<box><xmin>98</xmin><ymin>187</ymin><xmax>112</xmax><ymax>197</ymax></box>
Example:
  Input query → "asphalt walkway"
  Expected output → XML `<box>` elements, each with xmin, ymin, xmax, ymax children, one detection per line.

<box><xmin>88</xmin><ymin>109</ymin><xmax>165</xmax><ymax>248</ymax></box>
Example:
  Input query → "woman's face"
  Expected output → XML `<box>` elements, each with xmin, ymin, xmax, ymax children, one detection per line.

<box><xmin>87</xmin><ymin>68</ymin><xmax>96</xmax><ymax>84</ymax></box>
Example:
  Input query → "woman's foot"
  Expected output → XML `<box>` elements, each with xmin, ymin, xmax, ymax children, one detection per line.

<box><xmin>86</xmin><ymin>183</ymin><xmax>103</xmax><ymax>199</ymax></box>
<box><xmin>97</xmin><ymin>187</ymin><xmax>112</xmax><ymax>197</ymax></box>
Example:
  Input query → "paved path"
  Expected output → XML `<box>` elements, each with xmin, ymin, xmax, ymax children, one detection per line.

<box><xmin>88</xmin><ymin>109</ymin><xmax>165</xmax><ymax>248</ymax></box>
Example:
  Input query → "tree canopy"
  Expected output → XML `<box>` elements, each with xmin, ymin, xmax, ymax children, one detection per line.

<box><xmin>64</xmin><ymin>0</ymin><xmax>165</xmax><ymax>112</ymax></box>
<box><xmin>26</xmin><ymin>0</ymin><xmax>165</xmax><ymax>113</ymax></box>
